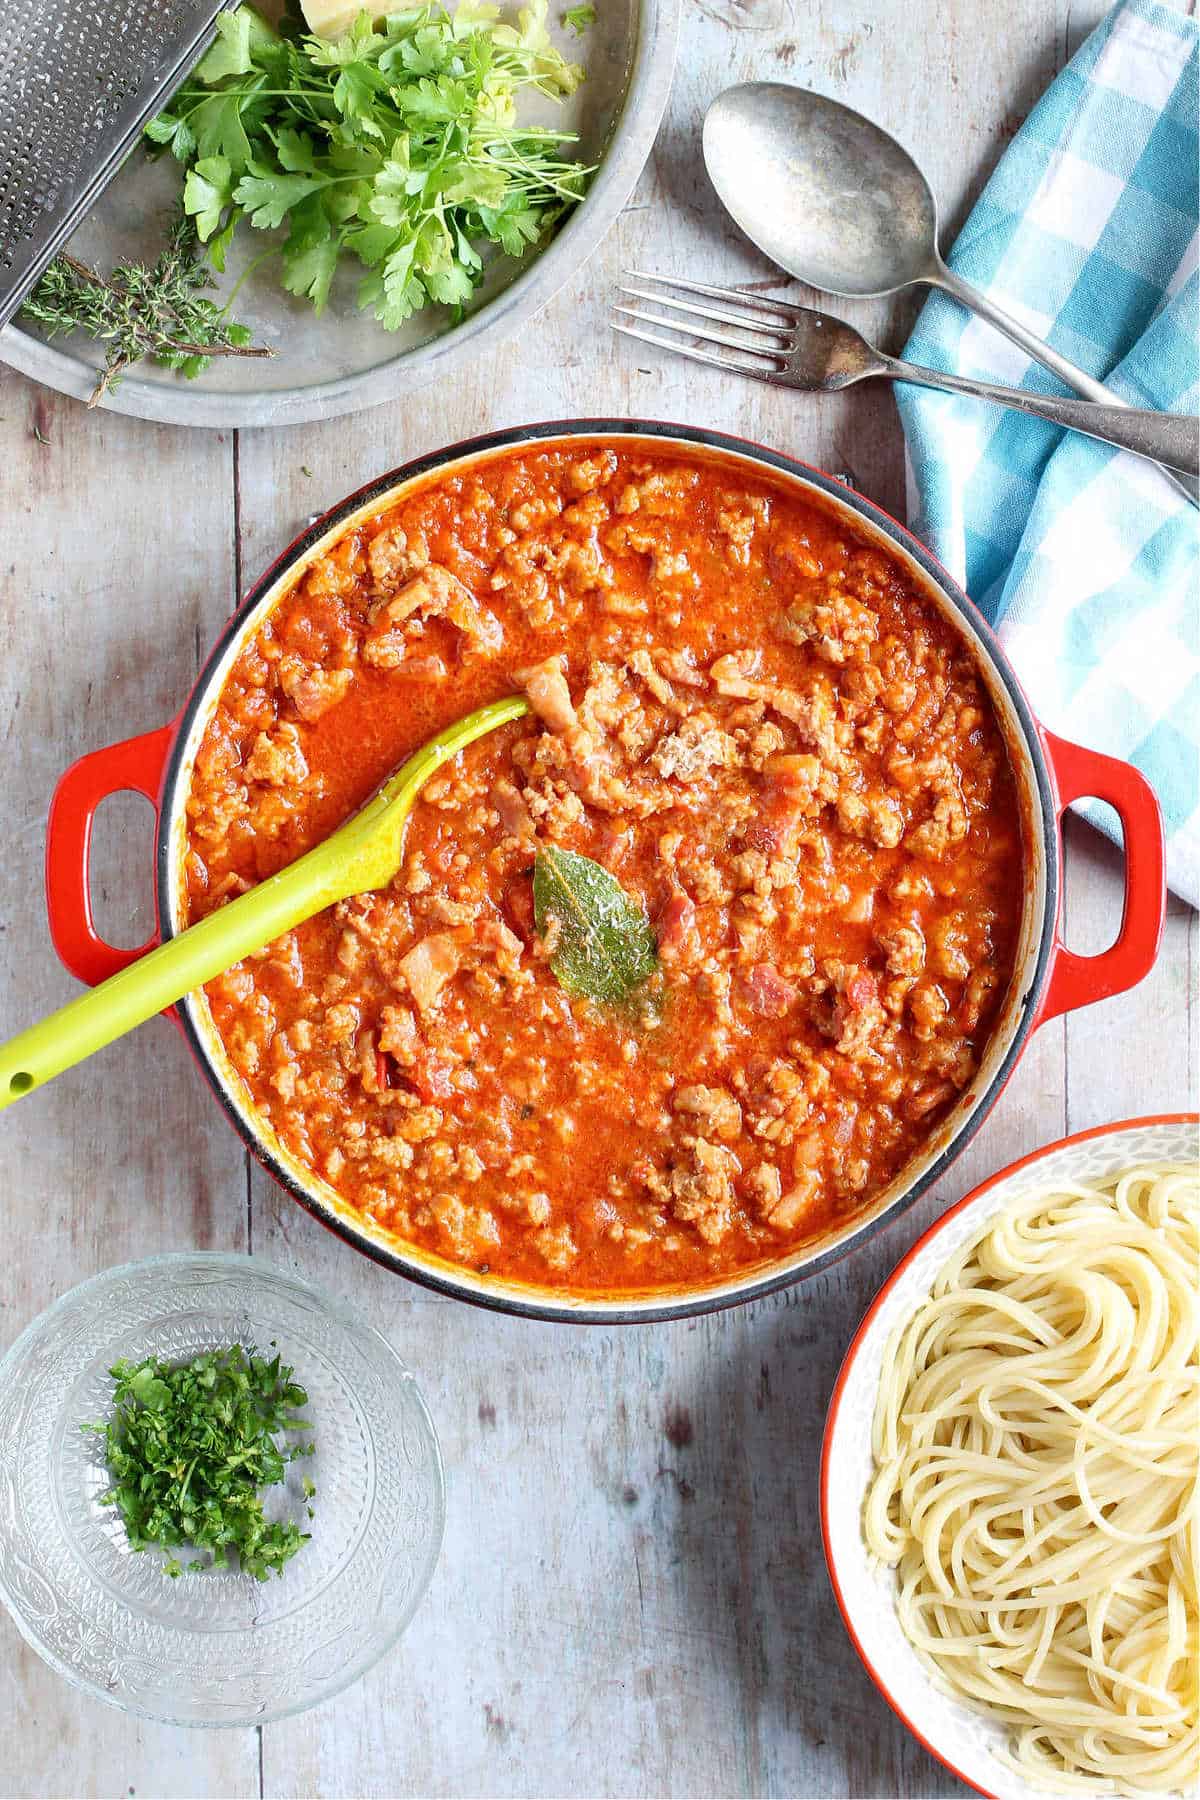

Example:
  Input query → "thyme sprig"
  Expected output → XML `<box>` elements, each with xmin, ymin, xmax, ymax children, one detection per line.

<box><xmin>19</xmin><ymin>212</ymin><xmax>269</xmax><ymax>405</ymax></box>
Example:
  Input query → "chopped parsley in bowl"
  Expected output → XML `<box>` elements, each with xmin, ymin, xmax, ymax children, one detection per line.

<box><xmin>0</xmin><ymin>1254</ymin><xmax>444</xmax><ymax>1725</ymax></box>
<box><xmin>85</xmin><ymin>1344</ymin><xmax>317</xmax><ymax>1582</ymax></box>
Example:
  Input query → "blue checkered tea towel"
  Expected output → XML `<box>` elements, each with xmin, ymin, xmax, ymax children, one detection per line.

<box><xmin>897</xmin><ymin>0</ymin><xmax>1199</xmax><ymax>905</ymax></box>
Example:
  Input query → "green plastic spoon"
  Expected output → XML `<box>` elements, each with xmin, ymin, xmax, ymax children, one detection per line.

<box><xmin>0</xmin><ymin>694</ymin><xmax>530</xmax><ymax>1112</ymax></box>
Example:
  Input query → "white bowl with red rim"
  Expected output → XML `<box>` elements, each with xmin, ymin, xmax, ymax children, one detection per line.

<box><xmin>820</xmin><ymin>1111</ymin><xmax>1200</xmax><ymax>1800</ymax></box>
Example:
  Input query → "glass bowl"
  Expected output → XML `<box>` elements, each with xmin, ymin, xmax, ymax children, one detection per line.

<box><xmin>0</xmin><ymin>1253</ymin><xmax>445</xmax><ymax>1726</ymax></box>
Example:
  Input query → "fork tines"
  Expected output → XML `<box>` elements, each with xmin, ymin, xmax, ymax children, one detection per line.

<box><xmin>612</xmin><ymin>271</ymin><xmax>800</xmax><ymax>378</ymax></box>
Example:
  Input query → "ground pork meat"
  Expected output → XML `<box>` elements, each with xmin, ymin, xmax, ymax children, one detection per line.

<box><xmin>566</xmin><ymin>450</ymin><xmax>618</xmax><ymax>493</ymax></box>
<box><xmin>492</xmin><ymin>778</ymin><xmax>535</xmax><ymax>839</ymax></box>
<box><xmin>378</xmin><ymin>1004</ymin><xmax>419</xmax><ymax>1058</ymax></box>
<box><xmin>563</xmin><ymin>491</ymin><xmax>610</xmax><ymax>531</ymax></box>
<box><xmin>244</xmin><ymin>722</ymin><xmax>308</xmax><ymax>788</ymax></box>
<box><xmin>716</xmin><ymin>505</ymin><xmax>758</xmax><ymax>564</ymax></box>
<box><xmin>187</xmin><ymin>781</ymin><xmax>249</xmax><ymax>845</ymax></box>
<box><xmin>745</xmin><ymin>1161</ymin><xmax>783</xmax><ymax>1218</ymax></box>
<box><xmin>909</xmin><ymin>981</ymin><xmax>950</xmax><ymax>1040</ymax></box>
<box><xmin>763</xmin><ymin>752</ymin><xmax>827</xmax><ymax>817</ymax></box>
<box><xmin>907</xmin><ymin>787</ymin><xmax>969</xmax><ymax>859</ymax></box>
<box><xmin>399</xmin><ymin>934</ymin><xmax>462</xmax><ymax>1014</ymax></box>
<box><xmin>626</xmin><ymin>649</ymin><xmax>707</xmax><ymax>720</ymax></box>
<box><xmin>649</xmin><ymin>546</ymin><xmax>692</xmax><ymax>583</ymax></box>
<box><xmin>367</xmin><ymin>523</ymin><xmax>430</xmax><ymax>591</ymax></box>
<box><xmin>836</xmin><ymin>789</ymin><xmax>904</xmax><ymax>849</ymax></box>
<box><xmin>929</xmin><ymin>913</ymin><xmax>972</xmax><ymax>982</ymax></box>
<box><xmin>669</xmin><ymin>1138</ymin><xmax>740</xmax><ymax>1244</ymax></box>
<box><xmin>673</xmin><ymin>1084</ymin><xmax>743</xmax><ymax>1141</ymax></box>
<box><xmin>878</xmin><ymin>921</ymin><xmax>926</xmax><ymax>979</ymax></box>
<box><xmin>628</xmin><ymin>649</ymin><xmax>676</xmax><ymax>705</ymax></box>
<box><xmin>962</xmin><ymin>966</ymin><xmax>998</xmax><ymax>1032</ymax></box>
<box><xmin>766</xmin><ymin>1166</ymin><xmax>821</xmax><ymax>1233</ymax></box>
<box><xmin>362</xmin><ymin>636</ymin><xmax>448</xmax><ymax>675</ymax></box>
<box><xmin>821</xmin><ymin>962</ymin><xmax>887</xmax><ymax>1060</ymax></box>
<box><xmin>305</xmin><ymin>549</ymin><xmax>358</xmax><ymax>600</ymax></box>
<box><xmin>325</xmin><ymin>1001</ymin><xmax>360</xmax><ymax>1044</ymax></box>
<box><xmin>370</xmin><ymin>563</ymin><xmax>502</xmax><ymax>653</ymax></box>
<box><xmin>279</xmin><ymin>654</ymin><xmax>353</xmax><ymax>722</ymax></box>
<box><xmin>477</xmin><ymin>916</ymin><xmax>524</xmax><ymax>978</ymax></box>
<box><xmin>766</xmin><ymin>681</ymin><xmax>845</xmax><ymax>765</ymax></box>
<box><xmin>655</xmin><ymin>648</ymin><xmax>707</xmax><ymax>688</ymax></box>
<box><xmin>532</xmin><ymin>1224</ymin><xmax>578</xmax><ymax>1270</ymax></box>
<box><xmin>709</xmin><ymin>649</ymin><xmax>763</xmax><ymax>699</ymax></box>
<box><xmin>578</xmin><ymin>663</ymin><xmax>642</xmax><ymax>739</ymax></box>
<box><xmin>648</xmin><ymin>715</ymin><xmax>738</xmax><ymax>783</ymax></box>
<box><xmin>509</xmin><ymin>491</ymin><xmax>564</xmax><ymax>534</ymax></box>
<box><xmin>776</xmin><ymin>587</ymin><xmax>879</xmax><ymax>665</ymax></box>
<box><xmin>710</xmin><ymin>654</ymin><xmax>845</xmax><ymax>768</ymax></box>
<box><xmin>518</xmin><ymin>655</ymin><xmax>582</xmax><ymax>737</ymax></box>
<box><xmin>519</xmin><ymin>660</ymin><xmax>675</xmax><ymax>820</ymax></box>
<box><xmin>601</xmin><ymin>589</ymin><xmax>647</xmax><ymax>618</ymax></box>
<box><xmin>361</xmin><ymin>632</ymin><xmax>407</xmax><ymax>670</ymax></box>
<box><xmin>426</xmin><ymin>1192</ymin><xmax>500</xmax><ymax>1259</ymax></box>
<box><xmin>907</xmin><ymin>1079</ymin><xmax>957</xmax><ymax>1121</ymax></box>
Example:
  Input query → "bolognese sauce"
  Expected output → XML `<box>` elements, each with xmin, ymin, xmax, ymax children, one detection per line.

<box><xmin>183</xmin><ymin>443</ymin><xmax>1023</xmax><ymax>1293</ymax></box>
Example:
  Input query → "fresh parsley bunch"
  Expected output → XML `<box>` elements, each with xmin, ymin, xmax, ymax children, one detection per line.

<box><xmin>85</xmin><ymin>1345</ymin><xmax>316</xmax><ymax>1581</ymax></box>
<box><xmin>146</xmin><ymin>2</ymin><xmax>590</xmax><ymax>329</ymax></box>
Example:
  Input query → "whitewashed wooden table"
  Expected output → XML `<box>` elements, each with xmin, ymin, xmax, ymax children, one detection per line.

<box><xmin>1</xmin><ymin>2</ymin><xmax>1195</xmax><ymax>1794</ymax></box>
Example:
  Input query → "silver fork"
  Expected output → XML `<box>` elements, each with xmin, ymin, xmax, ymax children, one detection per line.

<box><xmin>614</xmin><ymin>273</ymin><xmax>1200</xmax><ymax>480</ymax></box>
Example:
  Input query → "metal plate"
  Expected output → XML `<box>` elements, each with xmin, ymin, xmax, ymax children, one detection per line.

<box><xmin>0</xmin><ymin>0</ymin><xmax>677</xmax><ymax>428</ymax></box>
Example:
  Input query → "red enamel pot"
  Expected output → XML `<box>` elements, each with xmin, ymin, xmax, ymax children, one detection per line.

<box><xmin>41</xmin><ymin>422</ymin><xmax>1167</xmax><ymax>1321</ymax></box>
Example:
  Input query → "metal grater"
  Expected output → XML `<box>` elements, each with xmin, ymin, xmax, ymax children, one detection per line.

<box><xmin>0</xmin><ymin>0</ymin><xmax>237</xmax><ymax>330</ymax></box>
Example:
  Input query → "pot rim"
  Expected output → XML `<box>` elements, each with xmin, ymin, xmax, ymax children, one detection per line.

<box><xmin>156</xmin><ymin>418</ymin><xmax>1059</xmax><ymax>1323</ymax></box>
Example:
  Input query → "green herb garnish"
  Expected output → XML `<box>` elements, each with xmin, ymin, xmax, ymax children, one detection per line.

<box><xmin>146</xmin><ymin>1</ymin><xmax>591</xmax><ymax>332</ymax></box>
<box><xmin>84</xmin><ymin>1345</ymin><xmax>315</xmax><ymax>1581</ymax></box>
<box><xmin>533</xmin><ymin>845</ymin><xmax>658</xmax><ymax>1005</ymax></box>
<box><xmin>19</xmin><ymin>212</ymin><xmax>267</xmax><ymax>406</ymax></box>
<box><xmin>560</xmin><ymin>4</ymin><xmax>594</xmax><ymax>33</ymax></box>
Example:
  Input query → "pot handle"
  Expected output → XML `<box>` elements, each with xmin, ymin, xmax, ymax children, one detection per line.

<box><xmin>1037</xmin><ymin>730</ymin><xmax>1165</xmax><ymax>1026</ymax></box>
<box><xmin>45</xmin><ymin>724</ymin><xmax>174</xmax><ymax>987</ymax></box>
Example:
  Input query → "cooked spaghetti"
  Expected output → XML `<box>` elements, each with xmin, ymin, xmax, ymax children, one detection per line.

<box><xmin>864</xmin><ymin>1161</ymin><xmax>1199</xmax><ymax>1794</ymax></box>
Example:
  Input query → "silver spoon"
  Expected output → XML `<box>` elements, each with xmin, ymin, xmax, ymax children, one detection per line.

<box><xmin>702</xmin><ymin>82</ymin><xmax>1199</xmax><ymax>501</ymax></box>
<box><xmin>613</xmin><ymin>274</ymin><xmax>1199</xmax><ymax>475</ymax></box>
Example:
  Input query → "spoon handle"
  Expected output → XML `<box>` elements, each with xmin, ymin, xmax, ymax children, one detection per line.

<box><xmin>0</xmin><ymin>694</ymin><xmax>529</xmax><ymax>1112</ymax></box>
<box><xmin>876</xmin><ymin>350</ymin><xmax>1199</xmax><ymax>477</ymax></box>
<box><xmin>0</xmin><ymin>828</ymin><xmax>359</xmax><ymax>1113</ymax></box>
<box><xmin>934</xmin><ymin>264</ymin><xmax>1199</xmax><ymax>503</ymax></box>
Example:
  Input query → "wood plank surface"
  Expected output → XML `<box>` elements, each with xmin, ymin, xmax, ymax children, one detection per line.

<box><xmin>1</xmin><ymin>0</ymin><xmax>1195</xmax><ymax>1795</ymax></box>
<box><xmin>0</xmin><ymin>390</ymin><xmax>258</xmax><ymax>1798</ymax></box>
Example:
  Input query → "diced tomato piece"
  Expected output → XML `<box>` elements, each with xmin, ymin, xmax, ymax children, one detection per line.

<box><xmin>744</xmin><ymin>963</ymin><xmax>797</xmax><ymax>1020</ymax></box>
<box><xmin>503</xmin><ymin>875</ymin><xmax>536</xmax><ymax>943</ymax></box>
<box><xmin>409</xmin><ymin>1052</ymin><xmax>456</xmax><ymax>1102</ymax></box>
<box><xmin>657</xmin><ymin>888</ymin><xmax>696</xmax><ymax>954</ymax></box>
<box><xmin>377</xmin><ymin>1044</ymin><xmax>454</xmax><ymax>1101</ymax></box>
